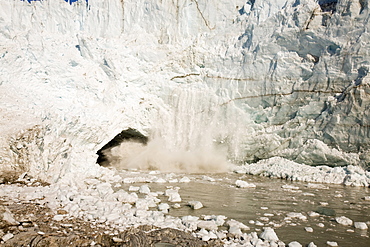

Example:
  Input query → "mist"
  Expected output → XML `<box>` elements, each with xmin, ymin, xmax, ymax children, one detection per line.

<box><xmin>102</xmin><ymin>138</ymin><xmax>231</xmax><ymax>173</ymax></box>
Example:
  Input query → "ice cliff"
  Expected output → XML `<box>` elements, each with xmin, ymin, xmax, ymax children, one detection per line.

<box><xmin>0</xmin><ymin>0</ymin><xmax>369</xmax><ymax>182</ymax></box>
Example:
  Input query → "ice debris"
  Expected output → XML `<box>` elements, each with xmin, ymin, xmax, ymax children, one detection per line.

<box><xmin>235</xmin><ymin>158</ymin><xmax>370</xmax><ymax>187</ymax></box>
<box><xmin>354</xmin><ymin>222</ymin><xmax>368</xmax><ymax>230</ymax></box>
<box><xmin>335</xmin><ymin>216</ymin><xmax>353</xmax><ymax>226</ymax></box>
<box><xmin>187</xmin><ymin>201</ymin><xmax>203</xmax><ymax>210</ymax></box>
<box><xmin>304</xmin><ymin>227</ymin><xmax>313</xmax><ymax>232</ymax></box>
<box><xmin>288</xmin><ymin>241</ymin><xmax>302</xmax><ymax>247</ymax></box>
<box><xmin>259</xmin><ymin>227</ymin><xmax>279</xmax><ymax>241</ymax></box>
<box><xmin>235</xmin><ymin>180</ymin><xmax>256</xmax><ymax>188</ymax></box>
<box><xmin>307</xmin><ymin>242</ymin><xmax>317</xmax><ymax>247</ymax></box>
<box><xmin>326</xmin><ymin>241</ymin><xmax>338</xmax><ymax>247</ymax></box>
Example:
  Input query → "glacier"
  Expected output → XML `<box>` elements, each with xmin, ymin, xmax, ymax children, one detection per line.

<box><xmin>0</xmin><ymin>0</ymin><xmax>370</xmax><ymax>181</ymax></box>
<box><xmin>1</xmin><ymin>1</ymin><xmax>370</xmax><ymax>245</ymax></box>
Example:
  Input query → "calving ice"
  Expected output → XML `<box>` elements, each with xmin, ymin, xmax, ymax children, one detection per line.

<box><xmin>0</xmin><ymin>0</ymin><xmax>369</xmax><ymax>246</ymax></box>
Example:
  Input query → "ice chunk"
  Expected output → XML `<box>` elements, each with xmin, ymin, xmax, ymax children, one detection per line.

<box><xmin>354</xmin><ymin>222</ymin><xmax>368</xmax><ymax>230</ymax></box>
<box><xmin>203</xmin><ymin>215</ymin><xmax>226</xmax><ymax>226</ymax></box>
<box><xmin>95</xmin><ymin>183</ymin><xmax>114</xmax><ymax>199</ymax></box>
<box><xmin>282</xmin><ymin>184</ymin><xmax>300</xmax><ymax>190</ymax></box>
<box><xmin>228</xmin><ymin>225</ymin><xmax>242</xmax><ymax>236</ymax></box>
<box><xmin>335</xmin><ymin>216</ymin><xmax>353</xmax><ymax>226</ymax></box>
<box><xmin>128</xmin><ymin>186</ymin><xmax>140</xmax><ymax>192</ymax></box>
<box><xmin>165</xmin><ymin>188</ymin><xmax>181</xmax><ymax>202</ymax></box>
<box><xmin>188</xmin><ymin>201</ymin><xmax>203</xmax><ymax>210</ymax></box>
<box><xmin>308</xmin><ymin>211</ymin><xmax>320</xmax><ymax>217</ymax></box>
<box><xmin>154</xmin><ymin>178</ymin><xmax>167</xmax><ymax>183</ymax></box>
<box><xmin>326</xmin><ymin>241</ymin><xmax>338</xmax><ymax>247</ymax></box>
<box><xmin>197</xmin><ymin>220</ymin><xmax>218</xmax><ymax>231</ymax></box>
<box><xmin>167</xmin><ymin>192</ymin><xmax>181</xmax><ymax>202</ymax></box>
<box><xmin>259</xmin><ymin>227</ymin><xmax>279</xmax><ymax>241</ymax></box>
<box><xmin>306</xmin><ymin>183</ymin><xmax>328</xmax><ymax>189</ymax></box>
<box><xmin>115</xmin><ymin>190</ymin><xmax>138</xmax><ymax>204</ymax></box>
<box><xmin>179</xmin><ymin>176</ymin><xmax>191</xmax><ymax>183</ymax></box>
<box><xmin>158</xmin><ymin>203</ymin><xmax>170</xmax><ymax>213</ymax></box>
<box><xmin>288</xmin><ymin>241</ymin><xmax>302</xmax><ymax>247</ymax></box>
<box><xmin>181</xmin><ymin>215</ymin><xmax>199</xmax><ymax>231</ymax></box>
<box><xmin>226</xmin><ymin>219</ymin><xmax>250</xmax><ymax>231</ymax></box>
<box><xmin>305</xmin><ymin>227</ymin><xmax>313</xmax><ymax>232</ymax></box>
<box><xmin>286</xmin><ymin>212</ymin><xmax>307</xmax><ymax>221</ymax></box>
<box><xmin>139</xmin><ymin>184</ymin><xmax>151</xmax><ymax>194</ymax></box>
<box><xmin>235</xmin><ymin>180</ymin><xmax>256</xmax><ymax>188</ymax></box>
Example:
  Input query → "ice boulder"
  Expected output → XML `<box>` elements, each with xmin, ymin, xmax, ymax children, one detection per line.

<box><xmin>188</xmin><ymin>201</ymin><xmax>203</xmax><ymax>210</ymax></box>
<box><xmin>139</xmin><ymin>184</ymin><xmax>151</xmax><ymax>194</ymax></box>
<box><xmin>259</xmin><ymin>227</ymin><xmax>279</xmax><ymax>241</ymax></box>
<box><xmin>307</xmin><ymin>242</ymin><xmax>317</xmax><ymax>247</ymax></box>
<box><xmin>165</xmin><ymin>188</ymin><xmax>181</xmax><ymax>202</ymax></box>
<box><xmin>326</xmin><ymin>241</ymin><xmax>338</xmax><ymax>247</ymax></box>
<box><xmin>158</xmin><ymin>203</ymin><xmax>170</xmax><ymax>213</ymax></box>
<box><xmin>197</xmin><ymin>220</ymin><xmax>218</xmax><ymax>231</ymax></box>
<box><xmin>235</xmin><ymin>180</ymin><xmax>256</xmax><ymax>188</ymax></box>
<box><xmin>354</xmin><ymin>222</ymin><xmax>368</xmax><ymax>230</ymax></box>
<box><xmin>181</xmin><ymin>215</ymin><xmax>199</xmax><ymax>231</ymax></box>
<box><xmin>335</xmin><ymin>216</ymin><xmax>353</xmax><ymax>226</ymax></box>
<box><xmin>288</xmin><ymin>241</ymin><xmax>302</xmax><ymax>247</ymax></box>
<box><xmin>286</xmin><ymin>212</ymin><xmax>307</xmax><ymax>221</ymax></box>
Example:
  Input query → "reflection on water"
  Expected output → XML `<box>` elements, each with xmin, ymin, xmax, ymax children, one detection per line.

<box><xmin>121</xmin><ymin>172</ymin><xmax>370</xmax><ymax>246</ymax></box>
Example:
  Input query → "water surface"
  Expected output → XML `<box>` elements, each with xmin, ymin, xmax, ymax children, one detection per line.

<box><xmin>121</xmin><ymin>172</ymin><xmax>370</xmax><ymax>246</ymax></box>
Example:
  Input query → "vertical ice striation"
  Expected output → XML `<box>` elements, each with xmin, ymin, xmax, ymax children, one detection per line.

<box><xmin>0</xmin><ymin>0</ymin><xmax>369</xmax><ymax>182</ymax></box>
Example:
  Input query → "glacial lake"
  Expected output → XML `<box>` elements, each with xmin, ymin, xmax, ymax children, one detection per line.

<box><xmin>120</xmin><ymin>172</ymin><xmax>370</xmax><ymax>247</ymax></box>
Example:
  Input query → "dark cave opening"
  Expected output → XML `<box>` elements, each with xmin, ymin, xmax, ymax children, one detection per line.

<box><xmin>96</xmin><ymin>128</ymin><xmax>148</xmax><ymax>166</ymax></box>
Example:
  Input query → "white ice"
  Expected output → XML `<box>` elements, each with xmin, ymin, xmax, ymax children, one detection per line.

<box><xmin>1</xmin><ymin>0</ymin><xmax>370</xmax><ymax>246</ymax></box>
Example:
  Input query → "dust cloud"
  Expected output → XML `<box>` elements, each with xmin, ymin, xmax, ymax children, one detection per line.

<box><xmin>102</xmin><ymin>138</ymin><xmax>231</xmax><ymax>173</ymax></box>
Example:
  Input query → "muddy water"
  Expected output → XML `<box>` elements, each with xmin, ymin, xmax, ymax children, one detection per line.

<box><xmin>121</xmin><ymin>172</ymin><xmax>370</xmax><ymax>246</ymax></box>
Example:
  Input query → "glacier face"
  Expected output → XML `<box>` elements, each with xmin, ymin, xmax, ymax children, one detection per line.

<box><xmin>0</xmin><ymin>0</ymin><xmax>369</xmax><ymax>182</ymax></box>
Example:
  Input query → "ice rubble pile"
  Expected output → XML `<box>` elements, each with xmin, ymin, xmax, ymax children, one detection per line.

<box><xmin>0</xmin><ymin>173</ymin><xmax>324</xmax><ymax>246</ymax></box>
<box><xmin>0</xmin><ymin>172</ymin><xmax>275</xmax><ymax>245</ymax></box>
<box><xmin>234</xmin><ymin>157</ymin><xmax>370</xmax><ymax>187</ymax></box>
<box><xmin>1</xmin><ymin>0</ymin><xmax>370</xmax><ymax>180</ymax></box>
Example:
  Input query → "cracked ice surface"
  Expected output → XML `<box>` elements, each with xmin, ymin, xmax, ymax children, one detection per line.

<box><xmin>1</xmin><ymin>0</ymin><xmax>370</xmax><ymax>245</ymax></box>
<box><xmin>1</xmin><ymin>0</ymin><xmax>370</xmax><ymax>182</ymax></box>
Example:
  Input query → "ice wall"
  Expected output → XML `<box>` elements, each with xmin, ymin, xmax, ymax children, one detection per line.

<box><xmin>0</xmin><ymin>0</ymin><xmax>369</xmax><ymax>182</ymax></box>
